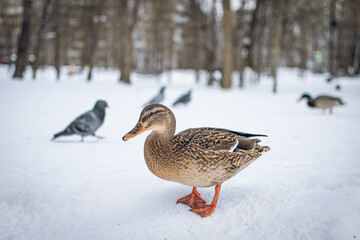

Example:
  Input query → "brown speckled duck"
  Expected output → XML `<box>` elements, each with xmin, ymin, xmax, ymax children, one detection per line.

<box><xmin>123</xmin><ymin>104</ymin><xmax>270</xmax><ymax>217</ymax></box>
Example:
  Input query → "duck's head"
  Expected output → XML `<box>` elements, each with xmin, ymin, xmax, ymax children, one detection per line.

<box><xmin>298</xmin><ymin>93</ymin><xmax>312</xmax><ymax>102</ymax></box>
<box><xmin>123</xmin><ymin>104</ymin><xmax>175</xmax><ymax>141</ymax></box>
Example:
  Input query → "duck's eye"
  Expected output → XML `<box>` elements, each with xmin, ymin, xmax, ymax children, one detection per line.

<box><xmin>149</xmin><ymin>112</ymin><xmax>155</xmax><ymax>116</ymax></box>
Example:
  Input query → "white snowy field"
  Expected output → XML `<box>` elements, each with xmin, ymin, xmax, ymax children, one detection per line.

<box><xmin>0</xmin><ymin>65</ymin><xmax>359</xmax><ymax>240</ymax></box>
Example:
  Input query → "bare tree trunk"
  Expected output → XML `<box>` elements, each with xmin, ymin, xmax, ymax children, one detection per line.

<box><xmin>117</xmin><ymin>0</ymin><xmax>126</xmax><ymax>77</ymax></box>
<box><xmin>248</xmin><ymin>0</ymin><xmax>263</xmax><ymax>71</ymax></box>
<box><xmin>222</xmin><ymin>0</ymin><xmax>233</xmax><ymax>89</ymax></box>
<box><xmin>0</xmin><ymin>1</ymin><xmax>13</xmax><ymax>69</ymax></box>
<box><xmin>121</xmin><ymin>34</ymin><xmax>134</xmax><ymax>84</ymax></box>
<box><xmin>54</xmin><ymin>0</ymin><xmax>61</xmax><ymax>80</ymax></box>
<box><xmin>119</xmin><ymin>0</ymin><xmax>140</xmax><ymax>84</ymax></box>
<box><xmin>329</xmin><ymin>0</ymin><xmax>337</xmax><ymax>77</ymax></box>
<box><xmin>86</xmin><ymin>15</ymin><xmax>97</xmax><ymax>81</ymax></box>
<box><xmin>205</xmin><ymin>0</ymin><xmax>217</xmax><ymax>86</ymax></box>
<box><xmin>31</xmin><ymin>0</ymin><xmax>52</xmax><ymax>80</ymax></box>
<box><xmin>13</xmin><ymin>0</ymin><xmax>32</xmax><ymax>79</ymax></box>
<box><xmin>189</xmin><ymin>0</ymin><xmax>203</xmax><ymax>83</ymax></box>
<box><xmin>87</xmin><ymin>0</ymin><xmax>106</xmax><ymax>81</ymax></box>
<box><xmin>271</xmin><ymin>0</ymin><xmax>284</xmax><ymax>94</ymax></box>
<box><xmin>239</xmin><ymin>70</ymin><xmax>245</xmax><ymax>88</ymax></box>
<box><xmin>54</xmin><ymin>26</ymin><xmax>61</xmax><ymax>78</ymax></box>
<box><xmin>80</xmin><ymin>9</ymin><xmax>90</xmax><ymax>72</ymax></box>
<box><xmin>299</xmin><ymin>19</ymin><xmax>308</xmax><ymax>71</ymax></box>
<box><xmin>256</xmin><ymin>4</ymin><xmax>267</xmax><ymax>74</ymax></box>
<box><xmin>350</xmin><ymin>0</ymin><xmax>360</xmax><ymax>74</ymax></box>
<box><xmin>236</xmin><ymin>0</ymin><xmax>246</xmax><ymax>88</ymax></box>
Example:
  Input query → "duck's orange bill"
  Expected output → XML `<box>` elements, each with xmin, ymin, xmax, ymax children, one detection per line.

<box><xmin>122</xmin><ymin>121</ymin><xmax>146</xmax><ymax>141</ymax></box>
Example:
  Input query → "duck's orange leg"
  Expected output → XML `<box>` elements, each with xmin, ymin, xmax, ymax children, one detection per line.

<box><xmin>177</xmin><ymin>187</ymin><xmax>206</xmax><ymax>207</ymax></box>
<box><xmin>192</xmin><ymin>185</ymin><xmax>221</xmax><ymax>217</ymax></box>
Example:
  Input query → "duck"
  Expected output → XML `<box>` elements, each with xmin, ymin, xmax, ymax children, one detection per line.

<box><xmin>144</xmin><ymin>86</ymin><xmax>166</xmax><ymax>106</ymax></box>
<box><xmin>298</xmin><ymin>93</ymin><xmax>345</xmax><ymax>114</ymax></box>
<box><xmin>172</xmin><ymin>90</ymin><xmax>192</xmax><ymax>107</ymax></box>
<box><xmin>122</xmin><ymin>104</ymin><xmax>270</xmax><ymax>217</ymax></box>
<box><xmin>52</xmin><ymin>100</ymin><xmax>108</xmax><ymax>142</ymax></box>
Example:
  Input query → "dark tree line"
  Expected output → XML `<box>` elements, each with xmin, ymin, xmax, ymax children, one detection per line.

<box><xmin>0</xmin><ymin>0</ymin><xmax>359</xmax><ymax>89</ymax></box>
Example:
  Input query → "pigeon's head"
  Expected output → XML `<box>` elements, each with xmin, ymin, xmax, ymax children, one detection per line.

<box><xmin>122</xmin><ymin>104</ymin><xmax>175</xmax><ymax>141</ymax></box>
<box><xmin>298</xmin><ymin>93</ymin><xmax>312</xmax><ymax>102</ymax></box>
<box><xmin>94</xmin><ymin>100</ymin><xmax>109</xmax><ymax>110</ymax></box>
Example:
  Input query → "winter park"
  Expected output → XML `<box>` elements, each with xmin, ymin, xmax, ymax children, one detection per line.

<box><xmin>1</xmin><ymin>0</ymin><xmax>360</xmax><ymax>239</ymax></box>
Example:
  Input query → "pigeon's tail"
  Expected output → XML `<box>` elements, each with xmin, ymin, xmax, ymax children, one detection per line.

<box><xmin>52</xmin><ymin>130</ymin><xmax>70</xmax><ymax>140</ymax></box>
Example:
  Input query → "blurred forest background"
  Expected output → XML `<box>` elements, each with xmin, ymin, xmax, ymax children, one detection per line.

<box><xmin>0</xmin><ymin>0</ymin><xmax>359</xmax><ymax>91</ymax></box>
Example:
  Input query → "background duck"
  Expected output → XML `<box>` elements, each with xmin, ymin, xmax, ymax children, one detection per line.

<box><xmin>298</xmin><ymin>93</ymin><xmax>345</xmax><ymax>114</ymax></box>
<box><xmin>123</xmin><ymin>104</ymin><xmax>269</xmax><ymax>217</ymax></box>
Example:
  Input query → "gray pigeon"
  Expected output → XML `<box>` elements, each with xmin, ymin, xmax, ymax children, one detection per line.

<box><xmin>172</xmin><ymin>90</ymin><xmax>191</xmax><ymax>107</ymax></box>
<box><xmin>52</xmin><ymin>100</ymin><xmax>108</xmax><ymax>142</ymax></box>
<box><xmin>144</xmin><ymin>86</ymin><xmax>165</xmax><ymax>106</ymax></box>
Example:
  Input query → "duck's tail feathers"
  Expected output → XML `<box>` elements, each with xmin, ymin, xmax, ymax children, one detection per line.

<box><xmin>260</xmin><ymin>146</ymin><xmax>270</xmax><ymax>153</ymax></box>
<box><xmin>229</xmin><ymin>130</ymin><xmax>268</xmax><ymax>138</ymax></box>
<box><xmin>254</xmin><ymin>138</ymin><xmax>261</xmax><ymax>143</ymax></box>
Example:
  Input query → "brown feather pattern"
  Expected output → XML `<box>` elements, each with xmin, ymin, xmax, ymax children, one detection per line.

<box><xmin>129</xmin><ymin>104</ymin><xmax>270</xmax><ymax>188</ymax></box>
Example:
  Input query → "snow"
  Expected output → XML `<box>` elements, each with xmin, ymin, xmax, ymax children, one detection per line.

<box><xmin>0</xmin><ymin>66</ymin><xmax>359</xmax><ymax>240</ymax></box>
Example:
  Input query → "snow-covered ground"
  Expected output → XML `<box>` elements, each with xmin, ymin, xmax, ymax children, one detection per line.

<box><xmin>0</xmin><ymin>66</ymin><xmax>359</xmax><ymax>240</ymax></box>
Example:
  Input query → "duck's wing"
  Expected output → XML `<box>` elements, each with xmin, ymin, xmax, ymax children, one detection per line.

<box><xmin>314</xmin><ymin>95</ymin><xmax>344</xmax><ymax>106</ymax></box>
<box><xmin>315</xmin><ymin>95</ymin><xmax>337</xmax><ymax>101</ymax></box>
<box><xmin>172</xmin><ymin>128</ymin><xmax>266</xmax><ymax>153</ymax></box>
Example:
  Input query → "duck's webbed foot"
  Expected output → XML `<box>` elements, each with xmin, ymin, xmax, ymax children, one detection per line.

<box><xmin>191</xmin><ymin>202</ymin><xmax>217</xmax><ymax>217</ymax></box>
<box><xmin>191</xmin><ymin>185</ymin><xmax>221</xmax><ymax>218</ymax></box>
<box><xmin>176</xmin><ymin>187</ymin><xmax>206</xmax><ymax>208</ymax></box>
